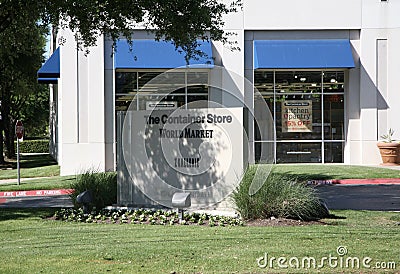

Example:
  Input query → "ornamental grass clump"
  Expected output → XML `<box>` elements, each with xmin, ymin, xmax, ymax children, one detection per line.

<box><xmin>70</xmin><ymin>169</ymin><xmax>117</xmax><ymax>210</ymax></box>
<box><xmin>232</xmin><ymin>166</ymin><xmax>329</xmax><ymax>221</ymax></box>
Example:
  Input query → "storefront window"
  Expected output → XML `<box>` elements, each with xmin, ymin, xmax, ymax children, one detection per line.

<box><xmin>323</xmin><ymin>71</ymin><xmax>344</xmax><ymax>93</ymax></box>
<box><xmin>254</xmin><ymin>70</ymin><xmax>345</xmax><ymax>163</ymax></box>
<box><xmin>115</xmin><ymin>70</ymin><xmax>209</xmax><ymax>111</ymax></box>
<box><xmin>324</xmin><ymin>142</ymin><xmax>343</xmax><ymax>163</ymax></box>
<box><xmin>254</xmin><ymin>94</ymin><xmax>274</xmax><ymax>141</ymax></box>
<box><xmin>187</xmin><ymin>72</ymin><xmax>208</xmax><ymax>86</ymax></box>
<box><xmin>275</xmin><ymin>71</ymin><xmax>321</xmax><ymax>93</ymax></box>
<box><xmin>275</xmin><ymin>94</ymin><xmax>322</xmax><ymax>140</ymax></box>
<box><xmin>137</xmin><ymin>95</ymin><xmax>186</xmax><ymax>110</ymax></box>
<box><xmin>187</xmin><ymin>95</ymin><xmax>208</xmax><ymax>108</ymax></box>
<box><xmin>138</xmin><ymin>71</ymin><xmax>185</xmax><ymax>94</ymax></box>
<box><xmin>115</xmin><ymin>73</ymin><xmax>137</xmax><ymax>94</ymax></box>
<box><xmin>277</xmin><ymin>142</ymin><xmax>322</xmax><ymax>163</ymax></box>
<box><xmin>115</xmin><ymin>94</ymin><xmax>135</xmax><ymax>111</ymax></box>
<box><xmin>324</xmin><ymin>94</ymin><xmax>344</xmax><ymax>140</ymax></box>
<box><xmin>254</xmin><ymin>71</ymin><xmax>274</xmax><ymax>94</ymax></box>
<box><xmin>255</xmin><ymin>141</ymin><xmax>275</xmax><ymax>163</ymax></box>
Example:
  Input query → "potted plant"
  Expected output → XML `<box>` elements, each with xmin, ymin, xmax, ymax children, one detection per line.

<box><xmin>377</xmin><ymin>128</ymin><xmax>400</xmax><ymax>165</ymax></box>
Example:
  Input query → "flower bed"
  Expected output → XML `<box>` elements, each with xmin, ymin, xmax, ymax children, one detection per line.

<box><xmin>52</xmin><ymin>208</ymin><xmax>244</xmax><ymax>227</ymax></box>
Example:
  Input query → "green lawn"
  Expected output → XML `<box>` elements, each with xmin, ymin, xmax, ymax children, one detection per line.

<box><xmin>272</xmin><ymin>164</ymin><xmax>400</xmax><ymax>180</ymax></box>
<box><xmin>2</xmin><ymin>162</ymin><xmax>400</xmax><ymax>192</ymax></box>
<box><xmin>0</xmin><ymin>154</ymin><xmax>68</xmax><ymax>191</ymax></box>
<box><xmin>1</xmin><ymin>160</ymin><xmax>400</xmax><ymax>272</ymax></box>
<box><xmin>0</xmin><ymin>154</ymin><xmax>59</xmax><ymax>180</ymax></box>
<box><xmin>0</xmin><ymin>176</ymin><xmax>75</xmax><ymax>191</ymax></box>
<box><xmin>3</xmin><ymin>155</ymin><xmax>400</xmax><ymax>183</ymax></box>
<box><xmin>0</xmin><ymin>209</ymin><xmax>399</xmax><ymax>273</ymax></box>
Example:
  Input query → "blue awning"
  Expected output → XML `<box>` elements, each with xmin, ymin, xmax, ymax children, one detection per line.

<box><xmin>37</xmin><ymin>47</ymin><xmax>60</xmax><ymax>78</ymax></box>
<box><xmin>254</xmin><ymin>40</ymin><xmax>355</xmax><ymax>69</ymax></box>
<box><xmin>114</xmin><ymin>40</ymin><xmax>214</xmax><ymax>69</ymax></box>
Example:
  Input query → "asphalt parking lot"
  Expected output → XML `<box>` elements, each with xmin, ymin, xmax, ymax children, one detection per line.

<box><xmin>317</xmin><ymin>184</ymin><xmax>400</xmax><ymax>211</ymax></box>
<box><xmin>1</xmin><ymin>184</ymin><xmax>400</xmax><ymax>211</ymax></box>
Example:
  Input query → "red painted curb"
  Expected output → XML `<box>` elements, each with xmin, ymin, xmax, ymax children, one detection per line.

<box><xmin>0</xmin><ymin>189</ymin><xmax>74</xmax><ymax>198</ymax></box>
<box><xmin>337</xmin><ymin>178</ymin><xmax>400</xmax><ymax>185</ymax></box>
<box><xmin>308</xmin><ymin>178</ymin><xmax>400</xmax><ymax>185</ymax></box>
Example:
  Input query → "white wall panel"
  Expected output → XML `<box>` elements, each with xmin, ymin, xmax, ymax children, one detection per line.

<box><xmin>87</xmin><ymin>41</ymin><xmax>105</xmax><ymax>144</ymax></box>
<box><xmin>362</xmin><ymin>0</ymin><xmax>400</xmax><ymax>29</ymax></box>
<box><xmin>243</xmin><ymin>0</ymin><xmax>361</xmax><ymax>30</ymax></box>
<box><xmin>58</xmin><ymin>29</ymin><xmax>78</xmax><ymax>146</ymax></box>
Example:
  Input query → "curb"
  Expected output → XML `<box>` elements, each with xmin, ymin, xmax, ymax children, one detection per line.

<box><xmin>0</xmin><ymin>189</ymin><xmax>74</xmax><ymax>198</ymax></box>
<box><xmin>308</xmin><ymin>178</ymin><xmax>400</xmax><ymax>185</ymax></box>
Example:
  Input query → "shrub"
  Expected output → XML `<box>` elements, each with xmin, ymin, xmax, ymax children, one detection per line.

<box><xmin>70</xmin><ymin>170</ymin><xmax>117</xmax><ymax>210</ymax></box>
<box><xmin>14</xmin><ymin>139</ymin><xmax>49</xmax><ymax>153</ymax></box>
<box><xmin>232</xmin><ymin>166</ymin><xmax>329</xmax><ymax>221</ymax></box>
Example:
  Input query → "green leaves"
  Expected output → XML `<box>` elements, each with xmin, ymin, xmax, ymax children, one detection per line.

<box><xmin>0</xmin><ymin>0</ymin><xmax>49</xmax><ymax>159</ymax></box>
<box><xmin>1</xmin><ymin>0</ymin><xmax>240</xmax><ymax>62</ymax></box>
<box><xmin>380</xmin><ymin>128</ymin><xmax>395</xmax><ymax>143</ymax></box>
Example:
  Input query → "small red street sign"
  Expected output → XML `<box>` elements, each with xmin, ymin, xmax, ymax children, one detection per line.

<box><xmin>15</xmin><ymin>120</ymin><xmax>24</xmax><ymax>139</ymax></box>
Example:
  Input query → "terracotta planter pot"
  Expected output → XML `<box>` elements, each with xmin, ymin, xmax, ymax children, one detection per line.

<box><xmin>377</xmin><ymin>142</ymin><xmax>400</xmax><ymax>165</ymax></box>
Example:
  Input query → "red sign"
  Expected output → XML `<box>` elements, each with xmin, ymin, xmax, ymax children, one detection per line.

<box><xmin>15</xmin><ymin>120</ymin><xmax>24</xmax><ymax>139</ymax></box>
<box><xmin>282</xmin><ymin>100</ymin><xmax>313</xmax><ymax>132</ymax></box>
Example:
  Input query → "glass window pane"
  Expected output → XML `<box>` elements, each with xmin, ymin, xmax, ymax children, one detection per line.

<box><xmin>323</xmin><ymin>71</ymin><xmax>344</xmax><ymax>93</ymax></box>
<box><xmin>275</xmin><ymin>71</ymin><xmax>322</xmax><ymax>94</ymax></box>
<box><xmin>115</xmin><ymin>72</ymin><xmax>137</xmax><ymax>94</ymax></box>
<box><xmin>254</xmin><ymin>71</ymin><xmax>274</xmax><ymax>94</ymax></box>
<box><xmin>138</xmin><ymin>72</ymin><xmax>162</xmax><ymax>87</ymax></box>
<box><xmin>138</xmin><ymin>72</ymin><xmax>185</xmax><ymax>94</ymax></box>
<box><xmin>187</xmin><ymin>72</ymin><xmax>208</xmax><ymax>85</ymax></box>
<box><xmin>324</xmin><ymin>142</ymin><xmax>344</xmax><ymax>163</ymax></box>
<box><xmin>138</xmin><ymin>86</ymin><xmax>186</xmax><ymax>95</ymax></box>
<box><xmin>137</xmin><ymin>95</ymin><xmax>185</xmax><ymax>110</ymax></box>
<box><xmin>324</xmin><ymin>94</ymin><xmax>344</xmax><ymax>140</ymax></box>
<box><xmin>187</xmin><ymin>72</ymin><xmax>208</xmax><ymax>94</ymax></box>
<box><xmin>277</xmin><ymin>142</ymin><xmax>322</xmax><ymax>163</ymax></box>
<box><xmin>276</xmin><ymin>94</ymin><xmax>322</xmax><ymax>140</ymax></box>
<box><xmin>252</xmin><ymin>70</ymin><xmax>346</xmax><ymax>164</ymax></box>
<box><xmin>115</xmin><ymin>94</ymin><xmax>136</xmax><ymax>111</ymax></box>
<box><xmin>187</xmin><ymin>95</ymin><xmax>208</xmax><ymax>108</ymax></box>
<box><xmin>187</xmin><ymin>85</ymin><xmax>208</xmax><ymax>94</ymax></box>
<box><xmin>254</xmin><ymin>142</ymin><xmax>275</xmax><ymax>164</ymax></box>
<box><xmin>254</xmin><ymin>94</ymin><xmax>274</xmax><ymax>141</ymax></box>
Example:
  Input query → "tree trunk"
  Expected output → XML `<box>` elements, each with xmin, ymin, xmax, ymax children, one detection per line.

<box><xmin>0</xmin><ymin>88</ymin><xmax>4</xmax><ymax>164</ymax></box>
<box><xmin>4</xmin><ymin>118</ymin><xmax>15</xmax><ymax>159</ymax></box>
<box><xmin>2</xmin><ymin>88</ymin><xmax>15</xmax><ymax>159</ymax></box>
<box><xmin>0</xmin><ymin>119</ymin><xmax>4</xmax><ymax>164</ymax></box>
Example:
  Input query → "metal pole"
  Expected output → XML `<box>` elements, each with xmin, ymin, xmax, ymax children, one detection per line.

<box><xmin>17</xmin><ymin>137</ymin><xmax>20</xmax><ymax>185</ymax></box>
